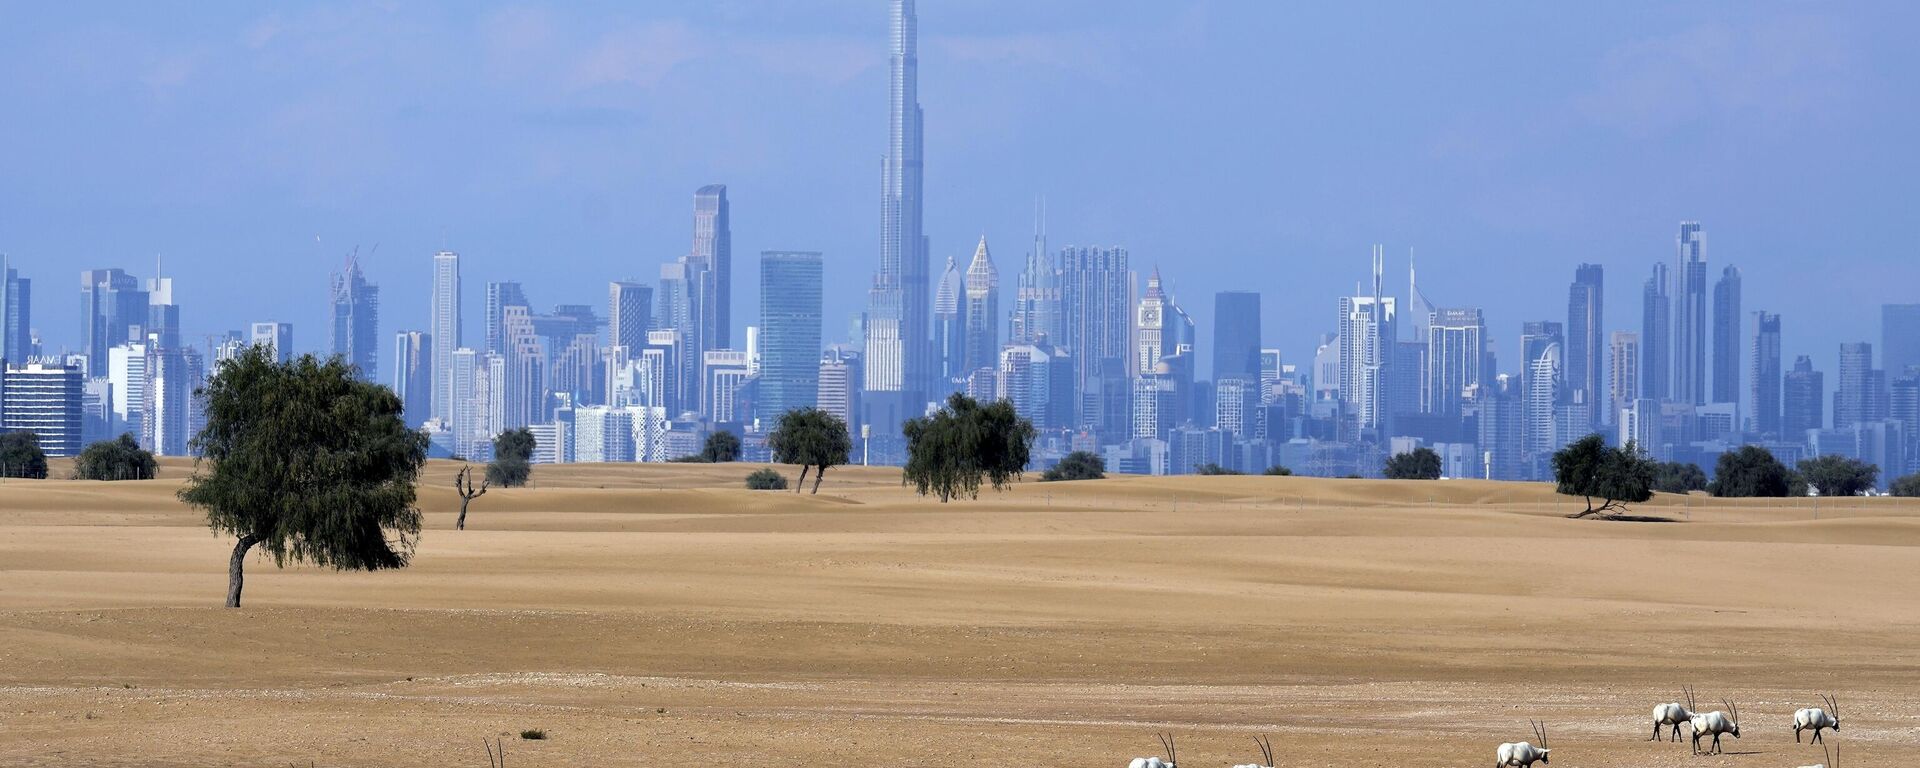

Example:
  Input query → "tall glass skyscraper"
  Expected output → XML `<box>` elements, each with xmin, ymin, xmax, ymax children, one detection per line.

<box><xmin>1884</xmin><ymin>304</ymin><xmax>1920</xmax><ymax>381</ymax></box>
<box><xmin>1712</xmin><ymin>264</ymin><xmax>1742</xmax><ymax>409</ymax></box>
<box><xmin>1674</xmin><ymin>221</ymin><xmax>1708</xmax><ymax>405</ymax></box>
<box><xmin>430</xmin><ymin>251</ymin><xmax>461</xmax><ymax>423</ymax></box>
<box><xmin>1212</xmin><ymin>291</ymin><xmax>1262</xmax><ymax>384</ymax></box>
<box><xmin>691</xmin><ymin>185</ymin><xmax>732</xmax><ymax>351</ymax></box>
<box><xmin>1750</xmin><ymin>312</ymin><xmax>1781</xmax><ymax>437</ymax></box>
<box><xmin>1565</xmin><ymin>264</ymin><xmax>1603</xmax><ymax>424</ymax></box>
<box><xmin>81</xmin><ymin>268</ymin><xmax>147</xmax><ymax>376</ymax></box>
<box><xmin>1783</xmin><ymin>355</ymin><xmax>1824</xmax><ymax>436</ymax></box>
<box><xmin>330</xmin><ymin>253</ymin><xmax>380</xmax><ymax>378</ymax></box>
<box><xmin>865</xmin><ymin>0</ymin><xmax>928</xmax><ymax>429</ymax></box>
<box><xmin>1641</xmin><ymin>262</ymin><xmax>1670</xmax><ymax>401</ymax></box>
<box><xmin>756</xmin><ymin>251</ymin><xmax>823</xmax><ymax>428</ymax></box>
<box><xmin>0</xmin><ymin>256</ymin><xmax>29</xmax><ymax>365</ymax></box>
<box><xmin>961</xmin><ymin>236</ymin><xmax>999</xmax><ymax>377</ymax></box>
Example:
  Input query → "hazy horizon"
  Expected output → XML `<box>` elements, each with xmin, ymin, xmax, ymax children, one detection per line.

<box><xmin>4</xmin><ymin>1</ymin><xmax>1917</xmax><ymax>379</ymax></box>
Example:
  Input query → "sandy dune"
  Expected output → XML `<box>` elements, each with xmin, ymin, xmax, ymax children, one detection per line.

<box><xmin>1</xmin><ymin>460</ymin><xmax>1916</xmax><ymax>766</ymax></box>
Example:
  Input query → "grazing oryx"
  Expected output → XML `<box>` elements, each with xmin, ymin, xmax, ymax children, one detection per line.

<box><xmin>1651</xmin><ymin>686</ymin><xmax>1699</xmax><ymax>742</ymax></box>
<box><xmin>1127</xmin><ymin>733</ymin><xmax>1177</xmax><ymax>768</ymax></box>
<box><xmin>1690</xmin><ymin>700</ymin><xmax>1742</xmax><ymax>755</ymax></box>
<box><xmin>1496</xmin><ymin>720</ymin><xmax>1552</xmax><ymax>767</ymax></box>
<box><xmin>1795</xmin><ymin>694</ymin><xmax>1841</xmax><ymax>744</ymax></box>
<box><xmin>1799</xmin><ymin>744</ymin><xmax>1839</xmax><ymax>768</ymax></box>
<box><xmin>1231</xmin><ymin>735</ymin><xmax>1275</xmax><ymax>768</ymax></box>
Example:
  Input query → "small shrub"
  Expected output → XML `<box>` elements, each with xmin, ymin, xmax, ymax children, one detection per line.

<box><xmin>745</xmin><ymin>468</ymin><xmax>788</xmax><ymax>490</ymax></box>
<box><xmin>1262</xmin><ymin>465</ymin><xmax>1293</xmax><ymax>476</ymax></box>
<box><xmin>1194</xmin><ymin>463</ymin><xmax>1242</xmax><ymax>475</ymax></box>
<box><xmin>520</xmin><ymin>729</ymin><xmax>547</xmax><ymax>740</ymax></box>
<box><xmin>1040</xmin><ymin>451</ymin><xmax>1104</xmax><ymax>482</ymax></box>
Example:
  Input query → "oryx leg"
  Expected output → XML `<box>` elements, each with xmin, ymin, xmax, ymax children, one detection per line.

<box><xmin>1812</xmin><ymin>728</ymin><xmax>1824</xmax><ymax>744</ymax></box>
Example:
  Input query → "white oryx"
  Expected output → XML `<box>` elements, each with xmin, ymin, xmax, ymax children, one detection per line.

<box><xmin>1127</xmin><ymin>733</ymin><xmax>1177</xmax><ymax>768</ymax></box>
<box><xmin>1798</xmin><ymin>744</ymin><xmax>1840</xmax><ymax>768</ymax></box>
<box><xmin>1496</xmin><ymin>720</ymin><xmax>1552</xmax><ymax>767</ymax></box>
<box><xmin>1690</xmin><ymin>699</ymin><xmax>1742</xmax><ymax>755</ymax></box>
<box><xmin>1651</xmin><ymin>686</ymin><xmax>1699</xmax><ymax>742</ymax></box>
<box><xmin>1794</xmin><ymin>693</ymin><xmax>1841</xmax><ymax>744</ymax></box>
<box><xmin>1231</xmin><ymin>735</ymin><xmax>1275</xmax><ymax>768</ymax></box>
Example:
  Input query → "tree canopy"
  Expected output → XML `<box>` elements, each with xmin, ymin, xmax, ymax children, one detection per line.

<box><xmin>1263</xmin><ymin>465</ymin><xmax>1294</xmax><ymax>476</ymax></box>
<box><xmin>1652</xmin><ymin>461</ymin><xmax>1708</xmax><ymax>494</ymax></box>
<box><xmin>1892</xmin><ymin>473</ymin><xmax>1920</xmax><ymax>498</ymax></box>
<box><xmin>1194</xmin><ymin>462</ymin><xmax>1243</xmax><ymax>475</ymax></box>
<box><xmin>1551</xmin><ymin>434</ymin><xmax>1655</xmax><ymax>518</ymax></box>
<box><xmin>701</xmin><ymin>430</ymin><xmax>741</xmax><ymax>462</ymax></box>
<box><xmin>1383</xmin><ymin>447</ymin><xmax>1442</xmax><ymax>480</ymax></box>
<box><xmin>1798</xmin><ymin>454</ymin><xmax>1879</xmax><ymax>497</ymax></box>
<box><xmin>0</xmin><ymin>431</ymin><xmax>48</xmax><ymax>479</ymax></box>
<box><xmin>1040</xmin><ymin>450</ymin><xmax>1105</xmax><ymax>482</ymax></box>
<box><xmin>767</xmin><ymin>407</ymin><xmax>853</xmax><ymax>494</ymax></box>
<box><xmin>486</xmin><ymin>427</ymin><xmax>535</xmax><ymax>487</ymax></box>
<box><xmin>902</xmin><ymin>393</ymin><xmax>1036</xmax><ymax>502</ymax></box>
<box><xmin>1707</xmin><ymin>446</ymin><xmax>1793</xmax><ymax>497</ymax></box>
<box><xmin>178</xmin><ymin>346</ymin><xmax>427</xmax><ymax>607</ymax></box>
<box><xmin>73</xmin><ymin>433</ymin><xmax>158</xmax><ymax>480</ymax></box>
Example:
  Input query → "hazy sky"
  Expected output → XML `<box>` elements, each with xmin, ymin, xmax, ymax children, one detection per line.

<box><xmin>3</xmin><ymin>1</ymin><xmax>1916</xmax><ymax>379</ymax></box>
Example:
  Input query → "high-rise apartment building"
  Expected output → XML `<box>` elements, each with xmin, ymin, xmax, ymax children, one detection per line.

<box><xmin>1009</xmin><ymin>214</ymin><xmax>1058</xmax><ymax>347</ymax></box>
<box><xmin>607</xmin><ymin>281</ymin><xmax>652</xmax><ymax>355</ymax></box>
<box><xmin>1835</xmin><ymin>342</ymin><xmax>1880</xmax><ymax>430</ymax></box>
<box><xmin>1520</xmin><ymin>321</ymin><xmax>1565</xmax><ymax>457</ymax></box>
<box><xmin>249</xmin><ymin>322</ymin><xmax>292</xmax><ymax>362</ymax></box>
<box><xmin>1060</xmin><ymin>246</ymin><xmax>1131</xmax><ymax>436</ymax></box>
<box><xmin>961</xmin><ymin>236</ymin><xmax>999</xmax><ymax>378</ymax></box>
<box><xmin>392</xmin><ymin>330</ymin><xmax>432</xmax><ymax>428</ymax></box>
<box><xmin>81</xmin><ymin>268</ymin><xmax>147</xmax><ymax>376</ymax></box>
<box><xmin>816</xmin><ymin>346</ymin><xmax>861</xmax><ymax>435</ymax></box>
<box><xmin>1712</xmin><ymin>264</ymin><xmax>1741</xmax><ymax>412</ymax></box>
<box><xmin>1641</xmin><ymin>262</ymin><xmax>1671</xmax><ymax>401</ymax></box>
<box><xmin>1</xmin><ymin>362</ymin><xmax>83</xmax><ymax>457</ymax></box>
<box><xmin>430</xmin><ymin>251</ymin><xmax>462</xmax><ymax>423</ymax></box>
<box><xmin>1885</xmin><ymin>304</ymin><xmax>1920</xmax><ymax>382</ymax></box>
<box><xmin>1213</xmin><ymin>291</ymin><xmax>1262</xmax><ymax>385</ymax></box>
<box><xmin>1608</xmin><ymin>331</ymin><xmax>1639</xmax><ymax>427</ymax></box>
<box><xmin>1</xmin><ymin>257</ymin><xmax>31</xmax><ymax>364</ymax></box>
<box><xmin>996</xmin><ymin>342</ymin><xmax>1071</xmax><ymax>431</ymax></box>
<box><xmin>1427</xmin><ymin>308</ymin><xmax>1486</xmax><ymax>417</ymax></box>
<box><xmin>691</xmin><ymin>184</ymin><xmax>732</xmax><ymax>351</ymax></box>
<box><xmin>1337</xmin><ymin>249</ymin><xmax>1396</xmax><ymax>432</ymax></box>
<box><xmin>484</xmin><ymin>281</ymin><xmax>527</xmax><ymax>357</ymax></box>
<box><xmin>330</xmin><ymin>254</ymin><xmax>380</xmax><ymax>378</ymax></box>
<box><xmin>756</xmin><ymin>251</ymin><xmax>823</xmax><ymax>428</ymax></box>
<box><xmin>1674</xmin><ymin>222</ymin><xmax>1708</xmax><ymax>405</ymax></box>
<box><xmin>1750</xmin><ymin>312</ymin><xmax>1782</xmax><ymax>437</ymax></box>
<box><xmin>865</xmin><ymin>0</ymin><xmax>929</xmax><ymax>425</ymax></box>
<box><xmin>1565</xmin><ymin>264</ymin><xmax>1603</xmax><ymax>423</ymax></box>
<box><xmin>1783</xmin><ymin>356</ymin><xmax>1825</xmax><ymax>437</ymax></box>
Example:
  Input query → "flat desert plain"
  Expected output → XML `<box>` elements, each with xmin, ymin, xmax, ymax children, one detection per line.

<box><xmin>2</xmin><ymin>460</ymin><xmax>1917</xmax><ymax>766</ymax></box>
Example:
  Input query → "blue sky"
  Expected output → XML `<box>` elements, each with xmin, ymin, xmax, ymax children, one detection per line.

<box><xmin>2</xmin><ymin>1</ymin><xmax>1915</xmax><ymax>378</ymax></box>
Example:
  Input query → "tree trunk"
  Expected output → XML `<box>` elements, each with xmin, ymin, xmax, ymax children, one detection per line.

<box><xmin>457</xmin><ymin>498</ymin><xmax>470</xmax><ymax>530</ymax></box>
<box><xmin>795</xmin><ymin>465</ymin><xmax>809</xmax><ymax>493</ymax></box>
<box><xmin>226</xmin><ymin>533</ymin><xmax>262</xmax><ymax>608</ymax></box>
<box><xmin>811</xmin><ymin>465</ymin><xmax>825</xmax><ymax>494</ymax></box>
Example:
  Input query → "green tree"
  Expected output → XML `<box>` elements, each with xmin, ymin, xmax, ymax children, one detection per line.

<box><xmin>1383</xmin><ymin>447</ymin><xmax>1443</xmax><ymax>480</ymax></box>
<box><xmin>0</xmin><ymin>431</ymin><xmax>49</xmax><ymax>479</ymax></box>
<box><xmin>1707</xmin><ymin>446</ymin><xmax>1793</xmax><ymax>497</ymax></box>
<box><xmin>72</xmin><ymin>433</ymin><xmax>158</xmax><ymax>480</ymax></box>
<box><xmin>767</xmin><ymin>407</ymin><xmax>853</xmax><ymax>494</ymax></box>
<box><xmin>486</xmin><ymin>428</ymin><xmax>535</xmax><ymax>487</ymax></box>
<box><xmin>1040</xmin><ymin>451</ymin><xmax>1105</xmax><ymax>482</ymax></box>
<box><xmin>1194</xmin><ymin>462</ymin><xmax>1243</xmax><ymax>475</ymax></box>
<box><xmin>701</xmin><ymin>430</ymin><xmax>742</xmax><ymax>462</ymax></box>
<box><xmin>1262</xmin><ymin>465</ymin><xmax>1294</xmax><ymax>476</ymax></box>
<box><xmin>902</xmin><ymin>393</ymin><xmax>1036</xmax><ymax>502</ymax></box>
<box><xmin>1798</xmin><ymin>454</ymin><xmax>1879</xmax><ymax>497</ymax></box>
<box><xmin>1652</xmin><ymin>461</ymin><xmax>1708</xmax><ymax>494</ymax></box>
<box><xmin>178</xmin><ymin>346</ymin><xmax>427</xmax><ymax>608</ymax></box>
<box><xmin>1551</xmin><ymin>434</ymin><xmax>1655</xmax><ymax>518</ymax></box>
<box><xmin>744</xmin><ymin>467</ymin><xmax>788</xmax><ymax>490</ymax></box>
<box><xmin>1891</xmin><ymin>473</ymin><xmax>1920</xmax><ymax>497</ymax></box>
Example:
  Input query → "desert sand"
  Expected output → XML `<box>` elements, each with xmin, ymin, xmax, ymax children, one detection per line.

<box><xmin>1</xmin><ymin>459</ymin><xmax>1916</xmax><ymax>766</ymax></box>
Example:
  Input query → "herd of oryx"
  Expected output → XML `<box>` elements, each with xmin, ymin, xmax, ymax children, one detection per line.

<box><xmin>1123</xmin><ymin>689</ymin><xmax>1847</xmax><ymax>768</ymax></box>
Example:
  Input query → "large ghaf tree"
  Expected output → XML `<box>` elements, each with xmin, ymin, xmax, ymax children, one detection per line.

<box><xmin>902</xmin><ymin>393</ymin><xmax>1036</xmax><ymax>502</ymax></box>
<box><xmin>179</xmin><ymin>346</ymin><xmax>428</xmax><ymax>607</ymax></box>
<box><xmin>766</xmin><ymin>408</ymin><xmax>852</xmax><ymax>494</ymax></box>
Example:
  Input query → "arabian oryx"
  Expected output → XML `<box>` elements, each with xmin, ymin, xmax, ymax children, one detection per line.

<box><xmin>1231</xmin><ymin>735</ymin><xmax>1275</xmax><ymax>768</ymax></box>
<box><xmin>1127</xmin><ymin>733</ymin><xmax>1177</xmax><ymax>768</ymax></box>
<box><xmin>1690</xmin><ymin>700</ymin><xmax>1742</xmax><ymax>755</ymax></box>
<box><xmin>1651</xmin><ymin>686</ymin><xmax>1699</xmax><ymax>742</ymax></box>
<box><xmin>1795</xmin><ymin>693</ymin><xmax>1841</xmax><ymax>744</ymax></box>
<box><xmin>1496</xmin><ymin>720</ymin><xmax>1552</xmax><ymax>767</ymax></box>
<box><xmin>1799</xmin><ymin>744</ymin><xmax>1840</xmax><ymax>768</ymax></box>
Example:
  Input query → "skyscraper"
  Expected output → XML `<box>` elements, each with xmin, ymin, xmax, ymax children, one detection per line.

<box><xmin>1136</xmin><ymin>268</ymin><xmax>1170</xmax><ymax>376</ymax></box>
<box><xmin>961</xmin><ymin>236</ymin><xmax>999</xmax><ymax>377</ymax></box>
<box><xmin>1783</xmin><ymin>356</ymin><xmax>1824</xmax><ymax>437</ymax></box>
<box><xmin>1337</xmin><ymin>248</ymin><xmax>1396</xmax><ymax>432</ymax></box>
<box><xmin>1608</xmin><ymin>331</ymin><xmax>1639</xmax><ymax>426</ymax></box>
<box><xmin>430</xmin><ymin>251</ymin><xmax>461</xmax><ymax>423</ymax></box>
<box><xmin>1</xmin><ymin>257</ymin><xmax>30</xmax><ymax>364</ymax></box>
<box><xmin>607</xmin><ymin>281</ymin><xmax>653</xmax><ymax>354</ymax></box>
<box><xmin>0</xmin><ymin>362</ymin><xmax>83</xmax><ymax>457</ymax></box>
<box><xmin>330</xmin><ymin>253</ymin><xmax>380</xmax><ymax>378</ymax></box>
<box><xmin>1427</xmin><ymin>308</ymin><xmax>1486</xmax><ymax>417</ymax></box>
<box><xmin>932</xmin><ymin>254</ymin><xmax>964</xmax><ymax>384</ymax></box>
<box><xmin>1885</xmin><ymin>304</ymin><xmax>1920</xmax><ymax>381</ymax></box>
<box><xmin>1712</xmin><ymin>264</ymin><xmax>1741</xmax><ymax>410</ymax></box>
<box><xmin>1641</xmin><ymin>262</ymin><xmax>1671</xmax><ymax>401</ymax></box>
<box><xmin>1213</xmin><ymin>291</ymin><xmax>1262</xmax><ymax>385</ymax></box>
<box><xmin>1750</xmin><ymin>312</ymin><xmax>1782</xmax><ymax>437</ymax></box>
<box><xmin>865</xmin><ymin>0</ymin><xmax>928</xmax><ymax>425</ymax></box>
<box><xmin>1009</xmin><ymin>208</ymin><xmax>1058</xmax><ymax>347</ymax></box>
<box><xmin>1835</xmin><ymin>342</ymin><xmax>1877</xmax><ymax>429</ymax></box>
<box><xmin>392</xmin><ymin>330</ymin><xmax>432</xmax><ymax>428</ymax></box>
<box><xmin>1565</xmin><ymin>264</ymin><xmax>1603</xmax><ymax>424</ymax></box>
<box><xmin>756</xmin><ymin>251</ymin><xmax>823</xmax><ymax>428</ymax></box>
<box><xmin>691</xmin><ymin>184</ymin><xmax>732</xmax><ymax>351</ymax></box>
<box><xmin>1674</xmin><ymin>222</ymin><xmax>1707</xmax><ymax>405</ymax></box>
<box><xmin>250</xmin><ymin>322</ymin><xmax>292</xmax><ymax>362</ymax></box>
<box><xmin>1520</xmin><ymin>321</ymin><xmax>1565</xmax><ymax>457</ymax></box>
<box><xmin>81</xmin><ymin>268</ymin><xmax>147</xmax><ymax>376</ymax></box>
<box><xmin>1060</xmin><ymin>246</ymin><xmax>1131</xmax><ymax>437</ymax></box>
<box><xmin>816</xmin><ymin>346</ymin><xmax>862</xmax><ymax>436</ymax></box>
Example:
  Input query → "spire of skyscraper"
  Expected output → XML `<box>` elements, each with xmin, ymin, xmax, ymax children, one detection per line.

<box><xmin>962</xmin><ymin>235</ymin><xmax>999</xmax><ymax>376</ymax></box>
<box><xmin>861</xmin><ymin>0</ymin><xmax>928</xmax><ymax>456</ymax></box>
